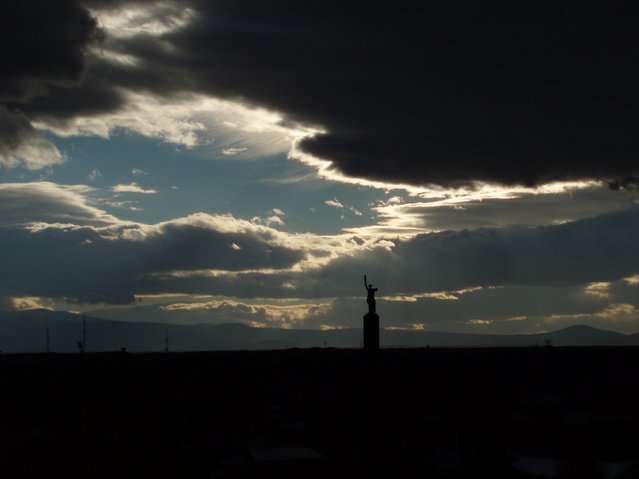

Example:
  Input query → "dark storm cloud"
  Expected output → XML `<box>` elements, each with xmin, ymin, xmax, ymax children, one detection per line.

<box><xmin>0</xmin><ymin>108</ymin><xmax>34</xmax><ymax>154</ymax></box>
<box><xmin>327</xmin><ymin>206</ymin><xmax>639</xmax><ymax>294</ymax></box>
<box><xmin>146</xmin><ymin>207</ymin><xmax>639</xmax><ymax>299</ymax></box>
<box><xmin>0</xmin><ymin>219</ymin><xmax>304</xmax><ymax>304</ymax></box>
<box><xmin>0</xmin><ymin>107</ymin><xmax>64</xmax><ymax>168</ymax></box>
<box><xmin>83</xmin><ymin>0</ymin><xmax>639</xmax><ymax>187</ymax></box>
<box><xmin>0</xmin><ymin>0</ymin><xmax>100</xmax><ymax>163</ymax></box>
<box><xmin>0</xmin><ymin>1</ymin><xmax>99</xmax><ymax>101</ymax></box>
<box><xmin>0</xmin><ymin>108</ymin><xmax>42</xmax><ymax>165</ymax></box>
<box><xmin>5</xmin><ymin>1</ymin><xmax>639</xmax><ymax>185</ymax></box>
<box><xmin>16</xmin><ymin>81</ymin><xmax>125</xmax><ymax>123</ymax></box>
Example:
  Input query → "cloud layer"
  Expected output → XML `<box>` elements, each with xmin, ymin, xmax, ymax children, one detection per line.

<box><xmin>0</xmin><ymin>182</ymin><xmax>116</xmax><ymax>227</ymax></box>
<box><xmin>4</xmin><ymin>1</ymin><xmax>639</xmax><ymax>188</ymax></box>
<box><xmin>0</xmin><ymin>182</ymin><xmax>375</xmax><ymax>303</ymax></box>
<box><xmin>0</xmin><ymin>218</ymin><xmax>307</xmax><ymax>304</ymax></box>
<box><xmin>101</xmin><ymin>1</ymin><xmax>639</xmax><ymax>187</ymax></box>
<box><xmin>137</xmin><ymin>207</ymin><xmax>639</xmax><ymax>303</ymax></box>
<box><xmin>2</xmin><ymin>182</ymin><xmax>639</xmax><ymax>334</ymax></box>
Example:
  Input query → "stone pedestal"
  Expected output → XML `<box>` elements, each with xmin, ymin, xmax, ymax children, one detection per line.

<box><xmin>363</xmin><ymin>312</ymin><xmax>379</xmax><ymax>351</ymax></box>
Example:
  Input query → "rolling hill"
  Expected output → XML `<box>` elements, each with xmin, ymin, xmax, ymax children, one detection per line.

<box><xmin>1</xmin><ymin>309</ymin><xmax>638</xmax><ymax>353</ymax></box>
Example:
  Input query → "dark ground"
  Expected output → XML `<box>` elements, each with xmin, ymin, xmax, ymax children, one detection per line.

<box><xmin>1</xmin><ymin>347</ymin><xmax>638</xmax><ymax>478</ymax></box>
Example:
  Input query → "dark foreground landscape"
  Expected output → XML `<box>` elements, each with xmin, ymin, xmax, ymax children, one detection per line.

<box><xmin>1</xmin><ymin>347</ymin><xmax>638</xmax><ymax>478</ymax></box>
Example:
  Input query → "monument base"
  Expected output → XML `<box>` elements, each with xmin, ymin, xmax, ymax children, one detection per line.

<box><xmin>363</xmin><ymin>312</ymin><xmax>379</xmax><ymax>351</ymax></box>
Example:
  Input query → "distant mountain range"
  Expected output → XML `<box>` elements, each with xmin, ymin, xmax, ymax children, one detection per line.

<box><xmin>1</xmin><ymin>309</ymin><xmax>638</xmax><ymax>353</ymax></box>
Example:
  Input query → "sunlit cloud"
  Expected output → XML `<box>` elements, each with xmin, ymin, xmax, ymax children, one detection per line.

<box><xmin>547</xmin><ymin>303</ymin><xmax>639</xmax><ymax>322</ymax></box>
<box><xmin>320</xmin><ymin>324</ymin><xmax>346</xmax><ymax>331</ymax></box>
<box><xmin>584</xmin><ymin>282</ymin><xmax>611</xmax><ymax>299</ymax></box>
<box><xmin>385</xmin><ymin>323</ymin><xmax>427</xmax><ymax>331</ymax></box>
<box><xmin>597</xmin><ymin>303</ymin><xmax>639</xmax><ymax>320</ymax></box>
<box><xmin>34</xmin><ymin>89</ymin><xmax>306</xmax><ymax>160</ymax></box>
<box><xmin>381</xmin><ymin>287</ymin><xmax>483</xmax><ymax>302</ymax></box>
<box><xmin>325</xmin><ymin>198</ymin><xmax>344</xmax><ymax>208</ymax></box>
<box><xmin>221</xmin><ymin>147</ymin><xmax>248</xmax><ymax>156</ymax></box>
<box><xmin>111</xmin><ymin>182</ymin><xmax>157</xmax><ymax>194</ymax></box>
<box><xmin>160</xmin><ymin>298</ymin><xmax>332</xmax><ymax>325</ymax></box>
<box><xmin>3</xmin><ymin>296</ymin><xmax>53</xmax><ymax>311</ymax></box>
<box><xmin>288</xmin><ymin>140</ymin><xmax>427</xmax><ymax>194</ymax></box>
<box><xmin>345</xmin><ymin>182</ymin><xmax>635</xmax><ymax>237</ymax></box>
<box><xmin>252</xmin><ymin>215</ymin><xmax>285</xmax><ymax>227</ymax></box>
<box><xmin>0</xmin><ymin>182</ymin><xmax>119</xmax><ymax>227</ymax></box>
<box><xmin>466</xmin><ymin>319</ymin><xmax>493</xmax><ymax>325</ymax></box>
<box><xmin>104</xmin><ymin>200</ymin><xmax>143</xmax><ymax>211</ymax></box>
<box><xmin>90</xmin><ymin>2</ymin><xmax>197</xmax><ymax>38</ymax></box>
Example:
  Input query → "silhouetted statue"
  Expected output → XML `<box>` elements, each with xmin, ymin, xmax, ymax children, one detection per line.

<box><xmin>365</xmin><ymin>275</ymin><xmax>378</xmax><ymax>314</ymax></box>
<box><xmin>363</xmin><ymin>275</ymin><xmax>379</xmax><ymax>351</ymax></box>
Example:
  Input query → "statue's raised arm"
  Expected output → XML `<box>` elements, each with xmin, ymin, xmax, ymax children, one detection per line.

<box><xmin>364</xmin><ymin>275</ymin><xmax>368</xmax><ymax>290</ymax></box>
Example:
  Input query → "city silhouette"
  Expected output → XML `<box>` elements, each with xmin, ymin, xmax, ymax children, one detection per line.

<box><xmin>0</xmin><ymin>282</ymin><xmax>638</xmax><ymax>478</ymax></box>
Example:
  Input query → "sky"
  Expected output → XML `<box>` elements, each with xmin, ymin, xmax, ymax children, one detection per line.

<box><xmin>2</xmin><ymin>0</ymin><xmax>639</xmax><ymax>335</ymax></box>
